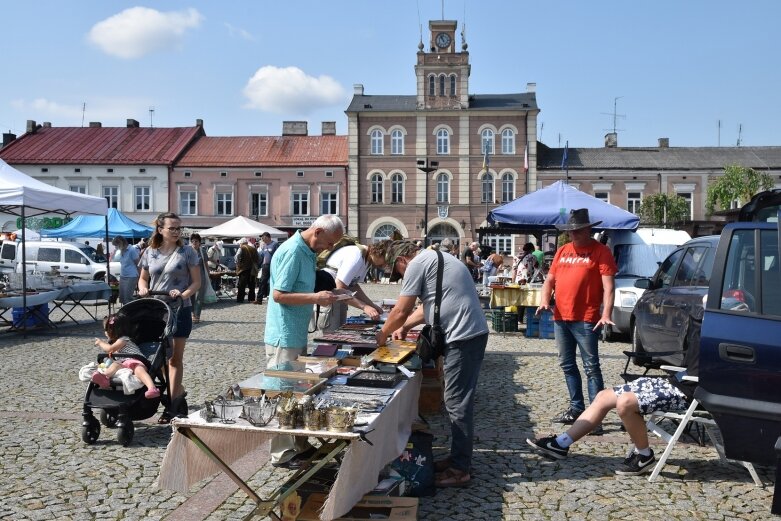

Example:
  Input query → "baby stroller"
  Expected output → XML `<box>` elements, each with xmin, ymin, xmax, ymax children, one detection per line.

<box><xmin>81</xmin><ymin>296</ymin><xmax>179</xmax><ymax>446</ymax></box>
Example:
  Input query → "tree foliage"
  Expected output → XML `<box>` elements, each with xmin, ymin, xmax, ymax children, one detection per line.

<box><xmin>705</xmin><ymin>164</ymin><xmax>774</xmax><ymax>216</ymax></box>
<box><xmin>637</xmin><ymin>193</ymin><xmax>691</xmax><ymax>226</ymax></box>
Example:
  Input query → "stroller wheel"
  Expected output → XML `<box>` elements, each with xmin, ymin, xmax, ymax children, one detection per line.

<box><xmin>81</xmin><ymin>417</ymin><xmax>101</xmax><ymax>444</ymax></box>
<box><xmin>117</xmin><ymin>422</ymin><xmax>135</xmax><ymax>447</ymax></box>
<box><xmin>100</xmin><ymin>409</ymin><xmax>119</xmax><ymax>428</ymax></box>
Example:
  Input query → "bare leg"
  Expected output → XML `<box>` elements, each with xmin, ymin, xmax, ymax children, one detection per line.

<box><xmin>168</xmin><ymin>337</ymin><xmax>186</xmax><ymax>399</ymax></box>
<box><xmin>616</xmin><ymin>392</ymin><xmax>650</xmax><ymax>450</ymax></box>
<box><xmin>132</xmin><ymin>365</ymin><xmax>156</xmax><ymax>391</ymax></box>
<box><xmin>566</xmin><ymin>388</ymin><xmax>618</xmax><ymax>441</ymax></box>
<box><xmin>102</xmin><ymin>363</ymin><xmax>121</xmax><ymax>378</ymax></box>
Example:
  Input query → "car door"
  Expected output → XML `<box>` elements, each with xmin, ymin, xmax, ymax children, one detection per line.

<box><xmin>699</xmin><ymin>225</ymin><xmax>781</xmax><ymax>465</ymax></box>
<box><xmin>659</xmin><ymin>245</ymin><xmax>710</xmax><ymax>353</ymax></box>
<box><xmin>63</xmin><ymin>247</ymin><xmax>92</xmax><ymax>279</ymax></box>
<box><xmin>0</xmin><ymin>242</ymin><xmax>17</xmax><ymax>274</ymax></box>
<box><xmin>34</xmin><ymin>246</ymin><xmax>63</xmax><ymax>274</ymax></box>
<box><xmin>638</xmin><ymin>247</ymin><xmax>684</xmax><ymax>353</ymax></box>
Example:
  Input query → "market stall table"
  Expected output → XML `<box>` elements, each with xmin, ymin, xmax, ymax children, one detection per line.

<box><xmin>489</xmin><ymin>285</ymin><xmax>542</xmax><ymax>309</ymax></box>
<box><xmin>158</xmin><ymin>372</ymin><xmax>421</xmax><ymax>520</ymax></box>
<box><xmin>0</xmin><ymin>289</ymin><xmax>61</xmax><ymax>330</ymax></box>
<box><xmin>50</xmin><ymin>281</ymin><xmax>112</xmax><ymax>323</ymax></box>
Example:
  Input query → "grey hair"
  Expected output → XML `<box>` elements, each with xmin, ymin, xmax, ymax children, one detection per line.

<box><xmin>310</xmin><ymin>214</ymin><xmax>345</xmax><ymax>235</ymax></box>
<box><xmin>470</xmin><ymin>241</ymin><xmax>479</xmax><ymax>248</ymax></box>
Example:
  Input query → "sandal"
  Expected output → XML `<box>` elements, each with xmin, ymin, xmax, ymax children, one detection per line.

<box><xmin>192</xmin><ymin>316</ymin><xmax>200</xmax><ymax>324</ymax></box>
<box><xmin>157</xmin><ymin>411</ymin><xmax>173</xmax><ymax>424</ymax></box>
<box><xmin>435</xmin><ymin>467</ymin><xmax>471</xmax><ymax>488</ymax></box>
<box><xmin>434</xmin><ymin>457</ymin><xmax>451</xmax><ymax>473</ymax></box>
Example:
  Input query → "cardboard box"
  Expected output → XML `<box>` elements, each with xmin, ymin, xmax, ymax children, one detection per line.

<box><xmin>298</xmin><ymin>494</ymin><xmax>418</xmax><ymax>521</ymax></box>
<box><xmin>418</xmin><ymin>379</ymin><xmax>443</xmax><ymax>414</ymax></box>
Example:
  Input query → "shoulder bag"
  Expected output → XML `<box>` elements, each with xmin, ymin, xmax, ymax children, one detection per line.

<box><xmin>416</xmin><ymin>250</ymin><xmax>446</xmax><ymax>363</ymax></box>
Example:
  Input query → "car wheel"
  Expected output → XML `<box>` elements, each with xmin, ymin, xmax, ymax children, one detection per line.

<box><xmin>631</xmin><ymin>321</ymin><xmax>652</xmax><ymax>367</ymax></box>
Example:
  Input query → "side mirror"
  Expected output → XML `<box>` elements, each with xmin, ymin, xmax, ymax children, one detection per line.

<box><xmin>634</xmin><ymin>278</ymin><xmax>652</xmax><ymax>290</ymax></box>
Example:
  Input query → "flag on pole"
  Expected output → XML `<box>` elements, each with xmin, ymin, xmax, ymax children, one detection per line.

<box><xmin>524</xmin><ymin>142</ymin><xmax>529</xmax><ymax>173</ymax></box>
<box><xmin>561</xmin><ymin>141</ymin><xmax>569</xmax><ymax>170</ymax></box>
<box><xmin>482</xmin><ymin>148</ymin><xmax>490</xmax><ymax>172</ymax></box>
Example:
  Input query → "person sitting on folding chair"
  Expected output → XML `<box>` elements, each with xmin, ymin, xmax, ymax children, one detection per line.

<box><xmin>526</xmin><ymin>325</ymin><xmax>700</xmax><ymax>476</ymax></box>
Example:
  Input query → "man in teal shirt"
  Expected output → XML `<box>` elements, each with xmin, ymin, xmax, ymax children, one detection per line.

<box><xmin>264</xmin><ymin>214</ymin><xmax>344</xmax><ymax>468</ymax></box>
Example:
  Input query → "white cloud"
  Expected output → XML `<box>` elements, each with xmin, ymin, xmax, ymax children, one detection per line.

<box><xmin>224</xmin><ymin>22</ymin><xmax>254</xmax><ymax>42</ymax></box>
<box><xmin>242</xmin><ymin>66</ymin><xmax>346</xmax><ymax>115</ymax></box>
<box><xmin>88</xmin><ymin>7</ymin><xmax>203</xmax><ymax>59</ymax></box>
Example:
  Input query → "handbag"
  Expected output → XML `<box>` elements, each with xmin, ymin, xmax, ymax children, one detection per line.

<box><xmin>416</xmin><ymin>250</ymin><xmax>446</xmax><ymax>363</ymax></box>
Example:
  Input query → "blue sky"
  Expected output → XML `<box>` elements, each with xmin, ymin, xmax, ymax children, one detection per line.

<box><xmin>2</xmin><ymin>1</ymin><xmax>779</xmax><ymax>148</ymax></box>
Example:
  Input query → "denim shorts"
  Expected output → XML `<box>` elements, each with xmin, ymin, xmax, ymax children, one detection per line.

<box><xmin>612</xmin><ymin>377</ymin><xmax>688</xmax><ymax>415</ymax></box>
<box><xmin>173</xmin><ymin>306</ymin><xmax>193</xmax><ymax>338</ymax></box>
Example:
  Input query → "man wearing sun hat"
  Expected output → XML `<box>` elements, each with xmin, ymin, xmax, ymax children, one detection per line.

<box><xmin>376</xmin><ymin>240</ymin><xmax>488</xmax><ymax>488</ymax></box>
<box><xmin>537</xmin><ymin>208</ymin><xmax>617</xmax><ymax>429</ymax></box>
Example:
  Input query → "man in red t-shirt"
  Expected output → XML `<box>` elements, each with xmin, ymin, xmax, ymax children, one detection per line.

<box><xmin>537</xmin><ymin>209</ymin><xmax>617</xmax><ymax>427</ymax></box>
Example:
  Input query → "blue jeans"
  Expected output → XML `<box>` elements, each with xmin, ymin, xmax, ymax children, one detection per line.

<box><xmin>554</xmin><ymin>321</ymin><xmax>604</xmax><ymax>412</ymax></box>
<box><xmin>442</xmin><ymin>333</ymin><xmax>488</xmax><ymax>473</ymax></box>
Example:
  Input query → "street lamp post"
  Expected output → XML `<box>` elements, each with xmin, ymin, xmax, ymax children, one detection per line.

<box><xmin>416</xmin><ymin>159</ymin><xmax>439</xmax><ymax>247</ymax></box>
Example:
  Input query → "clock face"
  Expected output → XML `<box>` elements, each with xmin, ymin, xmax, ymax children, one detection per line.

<box><xmin>436</xmin><ymin>32</ymin><xmax>451</xmax><ymax>48</ymax></box>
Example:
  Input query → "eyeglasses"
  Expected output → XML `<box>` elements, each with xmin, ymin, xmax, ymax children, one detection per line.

<box><xmin>162</xmin><ymin>227</ymin><xmax>182</xmax><ymax>232</ymax></box>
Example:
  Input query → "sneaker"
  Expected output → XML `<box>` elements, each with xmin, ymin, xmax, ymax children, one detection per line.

<box><xmin>144</xmin><ymin>387</ymin><xmax>161</xmax><ymax>399</ymax></box>
<box><xmin>551</xmin><ymin>408</ymin><xmax>583</xmax><ymax>424</ymax></box>
<box><xmin>615</xmin><ymin>450</ymin><xmax>655</xmax><ymax>475</ymax></box>
<box><xmin>526</xmin><ymin>435</ymin><xmax>569</xmax><ymax>460</ymax></box>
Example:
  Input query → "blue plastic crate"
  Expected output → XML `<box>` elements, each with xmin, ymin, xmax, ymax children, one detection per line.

<box><xmin>525</xmin><ymin>307</ymin><xmax>540</xmax><ymax>324</ymax></box>
<box><xmin>539</xmin><ymin>310</ymin><xmax>554</xmax><ymax>326</ymax></box>
<box><xmin>525</xmin><ymin>320</ymin><xmax>540</xmax><ymax>338</ymax></box>
<box><xmin>539</xmin><ymin>321</ymin><xmax>555</xmax><ymax>339</ymax></box>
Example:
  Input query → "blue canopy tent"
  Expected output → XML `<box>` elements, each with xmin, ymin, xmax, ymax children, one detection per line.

<box><xmin>487</xmin><ymin>180</ymin><xmax>640</xmax><ymax>231</ymax></box>
<box><xmin>41</xmin><ymin>208</ymin><xmax>153</xmax><ymax>239</ymax></box>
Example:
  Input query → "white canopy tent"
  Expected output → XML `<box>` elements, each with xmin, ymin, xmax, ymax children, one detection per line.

<box><xmin>198</xmin><ymin>215</ymin><xmax>287</xmax><ymax>240</ymax></box>
<box><xmin>0</xmin><ymin>158</ymin><xmax>109</xmax><ymax>320</ymax></box>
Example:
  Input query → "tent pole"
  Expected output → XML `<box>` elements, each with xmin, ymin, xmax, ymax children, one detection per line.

<box><xmin>105</xmin><ymin>214</ymin><xmax>112</xmax><ymax>313</ymax></box>
<box><xmin>21</xmin><ymin>206</ymin><xmax>28</xmax><ymax>329</ymax></box>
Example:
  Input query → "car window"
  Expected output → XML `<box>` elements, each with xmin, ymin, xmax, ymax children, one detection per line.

<box><xmin>613</xmin><ymin>243</ymin><xmax>678</xmax><ymax>278</ymax></box>
<box><xmin>37</xmin><ymin>248</ymin><xmax>61</xmax><ymax>262</ymax></box>
<box><xmin>64</xmin><ymin>249</ymin><xmax>86</xmax><ymax>264</ymax></box>
<box><xmin>656</xmin><ymin>248</ymin><xmax>683</xmax><ymax>289</ymax></box>
<box><xmin>673</xmin><ymin>246</ymin><xmax>706</xmax><ymax>287</ymax></box>
<box><xmin>720</xmin><ymin>230</ymin><xmax>755</xmax><ymax>313</ymax></box>
<box><xmin>760</xmin><ymin>229</ymin><xmax>781</xmax><ymax>316</ymax></box>
<box><xmin>1</xmin><ymin>244</ymin><xmax>15</xmax><ymax>260</ymax></box>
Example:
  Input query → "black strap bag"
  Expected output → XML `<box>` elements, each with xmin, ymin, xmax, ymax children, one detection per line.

<box><xmin>416</xmin><ymin>250</ymin><xmax>446</xmax><ymax>363</ymax></box>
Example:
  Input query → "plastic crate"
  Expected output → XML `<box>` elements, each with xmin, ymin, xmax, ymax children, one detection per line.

<box><xmin>525</xmin><ymin>320</ymin><xmax>539</xmax><ymax>338</ymax></box>
<box><xmin>539</xmin><ymin>321</ymin><xmax>555</xmax><ymax>339</ymax></box>
<box><xmin>491</xmin><ymin>311</ymin><xmax>518</xmax><ymax>333</ymax></box>
<box><xmin>525</xmin><ymin>307</ymin><xmax>541</xmax><ymax>324</ymax></box>
<box><xmin>11</xmin><ymin>303</ymin><xmax>49</xmax><ymax>328</ymax></box>
<box><xmin>539</xmin><ymin>309</ymin><xmax>554</xmax><ymax>326</ymax></box>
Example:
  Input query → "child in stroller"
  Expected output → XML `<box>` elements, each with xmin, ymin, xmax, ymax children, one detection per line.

<box><xmin>91</xmin><ymin>314</ymin><xmax>161</xmax><ymax>399</ymax></box>
<box><xmin>81</xmin><ymin>297</ymin><xmax>174</xmax><ymax>446</ymax></box>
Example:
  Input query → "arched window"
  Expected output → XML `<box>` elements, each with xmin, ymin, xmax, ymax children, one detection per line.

<box><xmin>501</xmin><ymin>128</ymin><xmax>515</xmax><ymax>154</ymax></box>
<box><xmin>370</xmin><ymin>173</ymin><xmax>383</xmax><ymax>203</ymax></box>
<box><xmin>481</xmin><ymin>173</ymin><xmax>494</xmax><ymax>203</ymax></box>
<box><xmin>373</xmin><ymin>224</ymin><xmax>399</xmax><ymax>242</ymax></box>
<box><xmin>436</xmin><ymin>129</ymin><xmax>450</xmax><ymax>155</ymax></box>
<box><xmin>390</xmin><ymin>129</ymin><xmax>404</xmax><ymax>155</ymax></box>
<box><xmin>450</xmin><ymin>75</ymin><xmax>456</xmax><ymax>96</ymax></box>
<box><xmin>439</xmin><ymin>75</ymin><xmax>445</xmax><ymax>96</ymax></box>
<box><xmin>391</xmin><ymin>173</ymin><xmax>404</xmax><ymax>203</ymax></box>
<box><xmin>501</xmin><ymin>173</ymin><xmax>515</xmax><ymax>202</ymax></box>
<box><xmin>436</xmin><ymin>173</ymin><xmax>449</xmax><ymax>203</ymax></box>
<box><xmin>370</xmin><ymin>129</ymin><xmax>383</xmax><ymax>155</ymax></box>
<box><xmin>481</xmin><ymin>129</ymin><xmax>495</xmax><ymax>155</ymax></box>
<box><xmin>428</xmin><ymin>76</ymin><xmax>435</xmax><ymax>96</ymax></box>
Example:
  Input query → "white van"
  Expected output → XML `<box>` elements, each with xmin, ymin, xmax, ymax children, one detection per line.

<box><xmin>0</xmin><ymin>240</ymin><xmax>120</xmax><ymax>281</ymax></box>
<box><xmin>599</xmin><ymin>228</ymin><xmax>691</xmax><ymax>339</ymax></box>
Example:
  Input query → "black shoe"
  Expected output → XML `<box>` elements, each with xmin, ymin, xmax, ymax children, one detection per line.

<box><xmin>615</xmin><ymin>450</ymin><xmax>655</xmax><ymax>475</ymax></box>
<box><xmin>551</xmin><ymin>408</ymin><xmax>583</xmax><ymax>424</ymax></box>
<box><xmin>526</xmin><ymin>435</ymin><xmax>569</xmax><ymax>460</ymax></box>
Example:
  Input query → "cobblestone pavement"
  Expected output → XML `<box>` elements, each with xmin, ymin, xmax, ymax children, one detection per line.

<box><xmin>0</xmin><ymin>285</ymin><xmax>775</xmax><ymax>520</ymax></box>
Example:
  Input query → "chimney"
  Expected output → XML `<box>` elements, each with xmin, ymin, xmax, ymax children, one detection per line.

<box><xmin>282</xmin><ymin>121</ymin><xmax>308</xmax><ymax>136</ymax></box>
<box><xmin>89</xmin><ymin>122</ymin><xmax>102</xmax><ymax>128</ymax></box>
<box><xmin>42</xmin><ymin>122</ymin><xmax>52</xmax><ymax>128</ymax></box>
<box><xmin>126</xmin><ymin>119</ymin><xmax>140</xmax><ymax>128</ymax></box>
<box><xmin>658</xmin><ymin>137</ymin><xmax>669</xmax><ymax>148</ymax></box>
<box><xmin>2</xmin><ymin>132</ymin><xmax>16</xmax><ymax>148</ymax></box>
<box><xmin>605</xmin><ymin>132</ymin><xmax>618</xmax><ymax>148</ymax></box>
<box><xmin>353</xmin><ymin>84</ymin><xmax>364</xmax><ymax>95</ymax></box>
<box><xmin>195</xmin><ymin>119</ymin><xmax>203</xmax><ymax>127</ymax></box>
<box><xmin>26</xmin><ymin>120</ymin><xmax>37</xmax><ymax>133</ymax></box>
<box><xmin>322</xmin><ymin>121</ymin><xmax>336</xmax><ymax>135</ymax></box>
<box><xmin>526</xmin><ymin>82</ymin><xmax>536</xmax><ymax>93</ymax></box>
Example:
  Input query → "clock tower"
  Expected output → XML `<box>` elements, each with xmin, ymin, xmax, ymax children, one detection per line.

<box><xmin>415</xmin><ymin>20</ymin><xmax>471</xmax><ymax>110</ymax></box>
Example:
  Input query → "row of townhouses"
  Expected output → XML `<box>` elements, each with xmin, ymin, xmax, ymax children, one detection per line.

<box><xmin>2</xmin><ymin>19</ymin><xmax>781</xmax><ymax>254</ymax></box>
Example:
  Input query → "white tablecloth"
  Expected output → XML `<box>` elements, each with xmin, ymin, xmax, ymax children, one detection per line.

<box><xmin>158</xmin><ymin>372</ymin><xmax>421</xmax><ymax>520</ymax></box>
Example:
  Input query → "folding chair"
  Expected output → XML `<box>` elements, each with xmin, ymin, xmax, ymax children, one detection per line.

<box><xmin>645</xmin><ymin>365</ymin><xmax>763</xmax><ymax>486</ymax></box>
